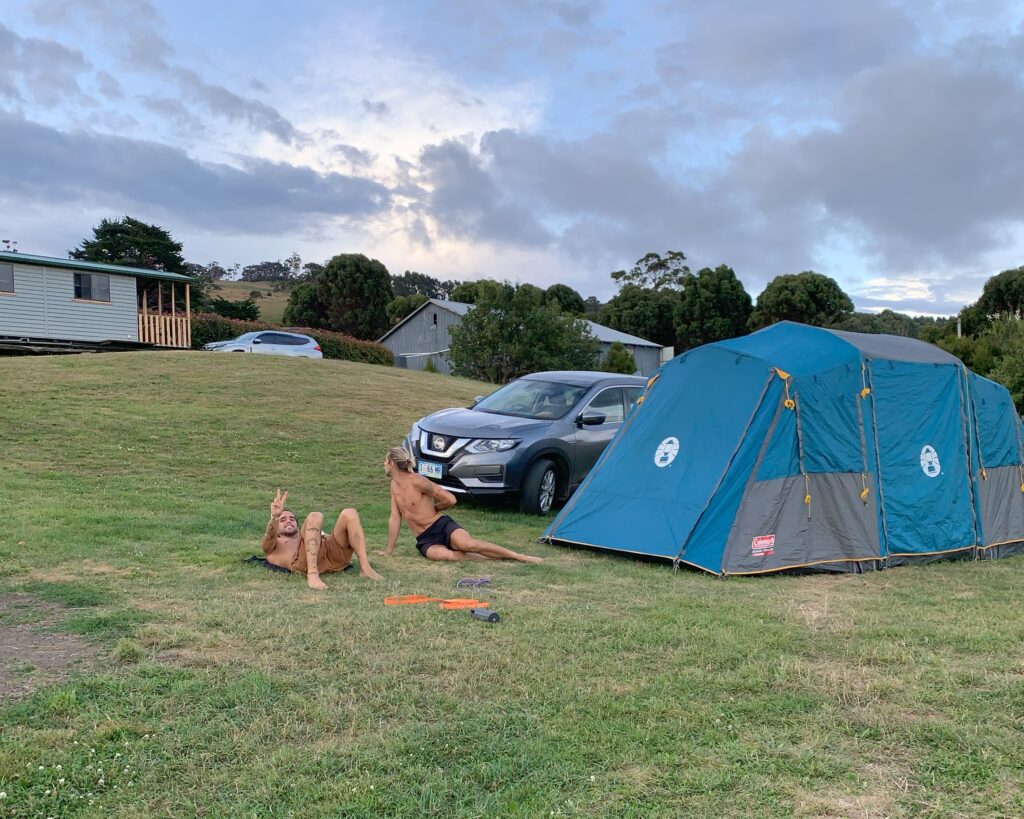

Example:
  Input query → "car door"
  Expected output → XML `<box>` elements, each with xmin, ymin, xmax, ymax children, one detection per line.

<box><xmin>571</xmin><ymin>387</ymin><xmax>627</xmax><ymax>485</ymax></box>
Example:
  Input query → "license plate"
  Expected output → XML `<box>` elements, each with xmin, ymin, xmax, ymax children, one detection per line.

<box><xmin>417</xmin><ymin>461</ymin><xmax>443</xmax><ymax>479</ymax></box>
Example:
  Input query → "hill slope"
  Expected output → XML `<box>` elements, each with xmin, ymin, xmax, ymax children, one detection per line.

<box><xmin>212</xmin><ymin>279</ymin><xmax>292</xmax><ymax>324</ymax></box>
<box><xmin>1</xmin><ymin>353</ymin><xmax>1023</xmax><ymax>816</ymax></box>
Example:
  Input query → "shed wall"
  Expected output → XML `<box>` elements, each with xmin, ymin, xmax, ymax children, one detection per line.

<box><xmin>382</xmin><ymin>307</ymin><xmax>460</xmax><ymax>374</ymax></box>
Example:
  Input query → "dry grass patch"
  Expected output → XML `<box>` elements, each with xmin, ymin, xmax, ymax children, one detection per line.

<box><xmin>0</xmin><ymin>593</ymin><xmax>103</xmax><ymax>701</ymax></box>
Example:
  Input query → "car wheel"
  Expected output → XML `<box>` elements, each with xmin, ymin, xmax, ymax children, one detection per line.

<box><xmin>520</xmin><ymin>458</ymin><xmax>558</xmax><ymax>515</ymax></box>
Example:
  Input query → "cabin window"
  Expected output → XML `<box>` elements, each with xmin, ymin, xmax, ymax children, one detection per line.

<box><xmin>0</xmin><ymin>263</ymin><xmax>12</xmax><ymax>293</ymax></box>
<box><xmin>432</xmin><ymin>312</ymin><xmax>438</xmax><ymax>327</ymax></box>
<box><xmin>74</xmin><ymin>273</ymin><xmax>111</xmax><ymax>302</ymax></box>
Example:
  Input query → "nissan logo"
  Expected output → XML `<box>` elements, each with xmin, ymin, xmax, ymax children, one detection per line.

<box><xmin>431</xmin><ymin>435</ymin><xmax>446</xmax><ymax>451</ymax></box>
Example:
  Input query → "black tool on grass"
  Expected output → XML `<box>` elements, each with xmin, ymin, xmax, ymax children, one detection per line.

<box><xmin>470</xmin><ymin>608</ymin><xmax>500</xmax><ymax>623</ymax></box>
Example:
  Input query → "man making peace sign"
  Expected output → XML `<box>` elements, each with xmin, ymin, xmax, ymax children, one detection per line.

<box><xmin>261</xmin><ymin>489</ymin><xmax>383</xmax><ymax>589</ymax></box>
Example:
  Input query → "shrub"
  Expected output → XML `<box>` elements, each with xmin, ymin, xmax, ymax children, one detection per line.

<box><xmin>190</xmin><ymin>313</ymin><xmax>394</xmax><ymax>366</ymax></box>
<box><xmin>423</xmin><ymin>357</ymin><xmax>439</xmax><ymax>373</ymax></box>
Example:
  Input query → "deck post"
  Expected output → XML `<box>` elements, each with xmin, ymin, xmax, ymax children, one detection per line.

<box><xmin>185</xmin><ymin>283</ymin><xmax>191</xmax><ymax>348</ymax></box>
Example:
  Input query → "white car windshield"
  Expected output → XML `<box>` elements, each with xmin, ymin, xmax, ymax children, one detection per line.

<box><xmin>475</xmin><ymin>379</ymin><xmax>588</xmax><ymax>420</ymax></box>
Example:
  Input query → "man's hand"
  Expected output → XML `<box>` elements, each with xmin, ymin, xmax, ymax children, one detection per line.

<box><xmin>270</xmin><ymin>488</ymin><xmax>288</xmax><ymax>519</ymax></box>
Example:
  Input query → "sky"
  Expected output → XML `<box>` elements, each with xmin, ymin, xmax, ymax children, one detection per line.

<box><xmin>1</xmin><ymin>0</ymin><xmax>1023</xmax><ymax>312</ymax></box>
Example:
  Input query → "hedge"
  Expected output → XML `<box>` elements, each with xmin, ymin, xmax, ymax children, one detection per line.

<box><xmin>190</xmin><ymin>313</ymin><xmax>394</xmax><ymax>366</ymax></box>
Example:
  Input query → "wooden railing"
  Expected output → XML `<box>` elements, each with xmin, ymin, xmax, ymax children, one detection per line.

<box><xmin>138</xmin><ymin>312</ymin><xmax>191</xmax><ymax>348</ymax></box>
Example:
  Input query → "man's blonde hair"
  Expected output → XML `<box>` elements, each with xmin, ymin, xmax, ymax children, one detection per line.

<box><xmin>387</xmin><ymin>446</ymin><xmax>416</xmax><ymax>472</ymax></box>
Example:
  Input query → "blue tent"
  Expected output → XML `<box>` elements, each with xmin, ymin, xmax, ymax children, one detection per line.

<box><xmin>543</xmin><ymin>322</ymin><xmax>1024</xmax><ymax>575</ymax></box>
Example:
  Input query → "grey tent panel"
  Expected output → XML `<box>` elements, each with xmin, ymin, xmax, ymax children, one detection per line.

<box><xmin>722</xmin><ymin>472</ymin><xmax>881</xmax><ymax>574</ymax></box>
<box><xmin>978</xmin><ymin>465</ymin><xmax>1024</xmax><ymax>547</ymax></box>
<box><xmin>824</xmin><ymin>328</ymin><xmax>960</xmax><ymax>365</ymax></box>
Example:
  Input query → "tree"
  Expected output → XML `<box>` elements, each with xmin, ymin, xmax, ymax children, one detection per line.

<box><xmin>387</xmin><ymin>293</ymin><xmax>428</xmax><ymax>325</ymax></box>
<box><xmin>600</xmin><ymin>342</ymin><xmax>637</xmax><ymax>374</ymax></box>
<box><xmin>286</xmin><ymin>253</ymin><xmax>393</xmax><ymax>339</ymax></box>
<box><xmin>71</xmin><ymin>216</ymin><xmax>187</xmax><ymax>274</ymax></box>
<box><xmin>71</xmin><ymin>216</ymin><xmax>213</xmax><ymax>307</ymax></box>
<box><xmin>984</xmin><ymin>318</ymin><xmax>1024</xmax><ymax>413</ymax></box>
<box><xmin>302</xmin><ymin>261</ymin><xmax>325</xmax><ymax>279</ymax></box>
<box><xmin>976</xmin><ymin>266</ymin><xmax>1024</xmax><ymax>320</ymax></box>
<box><xmin>546</xmin><ymin>283</ymin><xmax>586</xmax><ymax>316</ymax></box>
<box><xmin>584</xmin><ymin>296</ymin><xmax>602</xmax><ymax>319</ymax></box>
<box><xmin>449</xmin><ymin>282</ymin><xmax>600</xmax><ymax>383</ymax></box>
<box><xmin>675</xmin><ymin>265</ymin><xmax>752</xmax><ymax>350</ymax></box>
<box><xmin>611</xmin><ymin>250</ymin><xmax>690</xmax><ymax>290</ymax></box>
<box><xmin>750</xmin><ymin>271</ymin><xmax>854</xmax><ymax>329</ymax></box>
<box><xmin>282</xmin><ymin>281</ymin><xmax>324</xmax><ymax>327</ymax></box>
<box><xmin>450</xmin><ymin>280</ymin><xmax>482</xmax><ymax>304</ymax></box>
<box><xmin>241</xmin><ymin>260</ymin><xmax>290</xmax><ymax>282</ymax></box>
<box><xmin>211</xmin><ymin>297</ymin><xmax>260</xmax><ymax>321</ymax></box>
<box><xmin>392</xmin><ymin>270</ymin><xmax>445</xmax><ymax>298</ymax></box>
<box><xmin>599</xmin><ymin>285</ymin><xmax>679</xmax><ymax>347</ymax></box>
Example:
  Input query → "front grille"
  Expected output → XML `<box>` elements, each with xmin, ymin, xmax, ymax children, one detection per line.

<box><xmin>423</xmin><ymin>431</ymin><xmax>456</xmax><ymax>454</ymax></box>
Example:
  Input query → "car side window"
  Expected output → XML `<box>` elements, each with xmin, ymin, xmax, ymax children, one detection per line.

<box><xmin>254</xmin><ymin>333</ymin><xmax>275</xmax><ymax>344</ymax></box>
<box><xmin>624</xmin><ymin>387</ymin><xmax>642</xmax><ymax>413</ymax></box>
<box><xmin>261</xmin><ymin>332</ymin><xmax>292</xmax><ymax>345</ymax></box>
<box><xmin>584</xmin><ymin>388</ymin><xmax>625</xmax><ymax>424</ymax></box>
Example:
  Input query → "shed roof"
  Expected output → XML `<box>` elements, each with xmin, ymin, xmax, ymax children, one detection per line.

<box><xmin>378</xmin><ymin>297</ymin><xmax>660</xmax><ymax>347</ymax></box>
<box><xmin>0</xmin><ymin>251</ymin><xmax>195</xmax><ymax>283</ymax></box>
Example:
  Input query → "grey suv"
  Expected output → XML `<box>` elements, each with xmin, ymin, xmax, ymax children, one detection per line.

<box><xmin>405</xmin><ymin>371</ymin><xmax>646</xmax><ymax>514</ymax></box>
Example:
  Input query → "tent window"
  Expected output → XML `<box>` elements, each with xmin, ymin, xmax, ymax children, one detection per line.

<box><xmin>0</xmin><ymin>263</ymin><xmax>13</xmax><ymax>293</ymax></box>
<box><xmin>74</xmin><ymin>273</ymin><xmax>110</xmax><ymax>302</ymax></box>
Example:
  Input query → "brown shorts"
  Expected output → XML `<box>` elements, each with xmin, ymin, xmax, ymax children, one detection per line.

<box><xmin>290</xmin><ymin>530</ymin><xmax>352</xmax><ymax>574</ymax></box>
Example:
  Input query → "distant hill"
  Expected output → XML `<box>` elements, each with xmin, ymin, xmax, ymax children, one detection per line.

<box><xmin>211</xmin><ymin>280</ymin><xmax>291</xmax><ymax>325</ymax></box>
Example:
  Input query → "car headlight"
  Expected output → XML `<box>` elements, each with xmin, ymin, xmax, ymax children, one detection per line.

<box><xmin>466</xmin><ymin>438</ymin><xmax>518</xmax><ymax>454</ymax></box>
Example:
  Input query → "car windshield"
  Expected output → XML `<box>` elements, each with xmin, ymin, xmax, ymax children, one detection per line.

<box><xmin>474</xmin><ymin>379</ymin><xmax>589</xmax><ymax>420</ymax></box>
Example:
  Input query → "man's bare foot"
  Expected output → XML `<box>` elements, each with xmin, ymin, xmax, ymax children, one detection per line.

<box><xmin>360</xmin><ymin>567</ymin><xmax>384</xmax><ymax>581</ymax></box>
<box><xmin>307</xmin><ymin>574</ymin><xmax>328</xmax><ymax>590</ymax></box>
<box><xmin>520</xmin><ymin>555</ymin><xmax>544</xmax><ymax>564</ymax></box>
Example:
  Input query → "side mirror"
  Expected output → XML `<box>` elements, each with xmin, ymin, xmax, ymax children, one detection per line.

<box><xmin>252</xmin><ymin>338</ymin><xmax>263</xmax><ymax>344</ymax></box>
<box><xmin>470</xmin><ymin>395</ymin><xmax>485</xmax><ymax>407</ymax></box>
<box><xmin>577</xmin><ymin>411</ymin><xmax>606</xmax><ymax>427</ymax></box>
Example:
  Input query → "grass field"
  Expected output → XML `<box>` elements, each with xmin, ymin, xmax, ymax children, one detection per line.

<box><xmin>2</xmin><ymin>353</ymin><xmax>1024</xmax><ymax>817</ymax></box>
<box><xmin>213</xmin><ymin>280</ymin><xmax>291</xmax><ymax>324</ymax></box>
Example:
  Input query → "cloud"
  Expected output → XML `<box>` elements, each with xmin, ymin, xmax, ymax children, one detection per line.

<box><xmin>362</xmin><ymin>98</ymin><xmax>390</xmax><ymax>118</ymax></box>
<box><xmin>415</xmin><ymin>139</ymin><xmax>553</xmax><ymax>247</ymax></box>
<box><xmin>0</xmin><ymin>112</ymin><xmax>392</xmax><ymax>234</ymax></box>
<box><xmin>25</xmin><ymin>0</ymin><xmax>300</xmax><ymax>142</ymax></box>
<box><xmin>95</xmin><ymin>70</ymin><xmax>122</xmax><ymax>99</ymax></box>
<box><xmin>656</xmin><ymin>0</ymin><xmax>918</xmax><ymax>91</ymax></box>
<box><xmin>0</xmin><ymin>22</ymin><xmax>91</xmax><ymax>106</ymax></box>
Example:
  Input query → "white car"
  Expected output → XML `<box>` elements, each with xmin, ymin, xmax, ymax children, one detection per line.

<box><xmin>202</xmin><ymin>331</ymin><xmax>323</xmax><ymax>358</ymax></box>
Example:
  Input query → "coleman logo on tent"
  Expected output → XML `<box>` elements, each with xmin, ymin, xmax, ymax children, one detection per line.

<box><xmin>920</xmin><ymin>445</ymin><xmax>941</xmax><ymax>478</ymax></box>
<box><xmin>752</xmin><ymin>534</ymin><xmax>775</xmax><ymax>556</ymax></box>
<box><xmin>654</xmin><ymin>437</ymin><xmax>680</xmax><ymax>467</ymax></box>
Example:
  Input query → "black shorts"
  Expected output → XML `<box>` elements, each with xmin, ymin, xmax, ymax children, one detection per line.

<box><xmin>415</xmin><ymin>515</ymin><xmax>462</xmax><ymax>558</ymax></box>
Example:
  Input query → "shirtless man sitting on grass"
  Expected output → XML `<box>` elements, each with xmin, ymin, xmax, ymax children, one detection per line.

<box><xmin>262</xmin><ymin>489</ymin><xmax>383</xmax><ymax>589</ymax></box>
<box><xmin>379</xmin><ymin>447</ymin><xmax>543</xmax><ymax>563</ymax></box>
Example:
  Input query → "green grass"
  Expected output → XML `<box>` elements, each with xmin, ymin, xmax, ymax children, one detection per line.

<box><xmin>1</xmin><ymin>352</ymin><xmax>1023</xmax><ymax>817</ymax></box>
<box><xmin>213</xmin><ymin>280</ymin><xmax>291</xmax><ymax>324</ymax></box>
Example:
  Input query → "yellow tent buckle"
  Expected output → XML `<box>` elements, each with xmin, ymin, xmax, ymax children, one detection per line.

<box><xmin>803</xmin><ymin>494</ymin><xmax>811</xmax><ymax>505</ymax></box>
<box><xmin>859</xmin><ymin>487</ymin><xmax>869</xmax><ymax>501</ymax></box>
<box><xmin>860</xmin><ymin>387</ymin><xmax>871</xmax><ymax>399</ymax></box>
<box><xmin>784</xmin><ymin>398</ymin><xmax>795</xmax><ymax>410</ymax></box>
<box><xmin>980</xmin><ymin>468</ymin><xmax>988</xmax><ymax>480</ymax></box>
